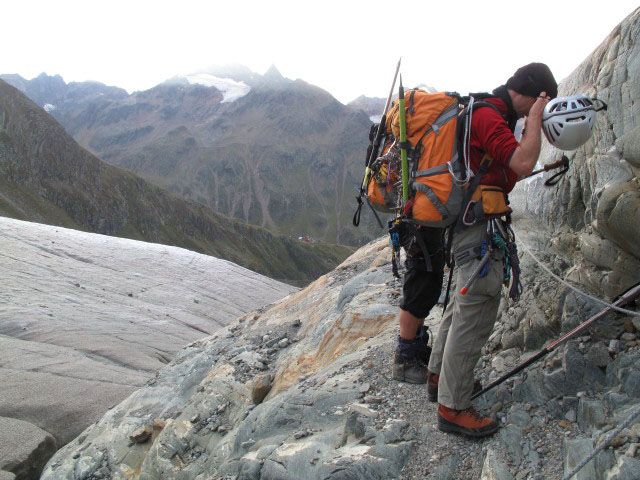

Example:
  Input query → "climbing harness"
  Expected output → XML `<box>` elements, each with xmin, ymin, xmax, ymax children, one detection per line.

<box><xmin>471</xmin><ymin>282</ymin><xmax>640</xmax><ymax>400</ymax></box>
<box><xmin>456</xmin><ymin>219</ymin><xmax>522</xmax><ymax>301</ymax></box>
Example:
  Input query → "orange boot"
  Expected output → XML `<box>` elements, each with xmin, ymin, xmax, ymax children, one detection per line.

<box><xmin>437</xmin><ymin>404</ymin><xmax>498</xmax><ymax>437</ymax></box>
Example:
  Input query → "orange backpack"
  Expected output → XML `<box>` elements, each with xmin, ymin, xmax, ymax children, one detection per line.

<box><xmin>364</xmin><ymin>90</ymin><xmax>464</xmax><ymax>226</ymax></box>
<box><xmin>364</xmin><ymin>89</ymin><xmax>511</xmax><ymax>227</ymax></box>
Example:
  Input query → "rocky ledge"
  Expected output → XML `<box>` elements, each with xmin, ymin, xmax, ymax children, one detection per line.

<box><xmin>39</xmin><ymin>228</ymin><xmax>640</xmax><ymax>479</ymax></box>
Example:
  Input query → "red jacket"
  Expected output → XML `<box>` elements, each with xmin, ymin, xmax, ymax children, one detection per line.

<box><xmin>468</xmin><ymin>97</ymin><xmax>520</xmax><ymax>193</ymax></box>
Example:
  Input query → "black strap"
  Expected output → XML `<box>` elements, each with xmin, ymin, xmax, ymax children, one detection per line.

<box><xmin>408</xmin><ymin>89</ymin><xmax>417</xmax><ymax>115</ymax></box>
<box><xmin>544</xmin><ymin>163</ymin><xmax>569</xmax><ymax>186</ymax></box>
<box><xmin>352</xmin><ymin>196</ymin><xmax>363</xmax><ymax>227</ymax></box>
<box><xmin>444</xmin><ymin>226</ymin><xmax>455</xmax><ymax>268</ymax></box>
<box><xmin>367</xmin><ymin>201</ymin><xmax>384</xmax><ymax>229</ymax></box>
<box><xmin>468</xmin><ymin>100</ymin><xmax>504</xmax><ymax>119</ymax></box>
<box><xmin>454</xmin><ymin>156</ymin><xmax>492</xmax><ymax>232</ymax></box>
<box><xmin>353</xmin><ymin>194</ymin><xmax>385</xmax><ymax>229</ymax></box>
<box><xmin>442</xmin><ymin>261</ymin><xmax>454</xmax><ymax>314</ymax></box>
<box><xmin>406</xmin><ymin>222</ymin><xmax>433</xmax><ymax>272</ymax></box>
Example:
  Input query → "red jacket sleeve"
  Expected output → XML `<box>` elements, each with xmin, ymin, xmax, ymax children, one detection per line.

<box><xmin>470</xmin><ymin>107</ymin><xmax>519</xmax><ymax>168</ymax></box>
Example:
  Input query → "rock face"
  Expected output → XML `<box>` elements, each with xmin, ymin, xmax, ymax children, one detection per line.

<box><xmin>0</xmin><ymin>217</ymin><xmax>296</xmax><ymax>479</ymax></box>
<box><xmin>510</xmin><ymin>7</ymin><xmax>640</xmax><ymax>301</ymax></box>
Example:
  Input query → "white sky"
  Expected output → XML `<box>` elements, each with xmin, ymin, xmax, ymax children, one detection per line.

<box><xmin>3</xmin><ymin>0</ymin><xmax>638</xmax><ymax>104</ymax></box>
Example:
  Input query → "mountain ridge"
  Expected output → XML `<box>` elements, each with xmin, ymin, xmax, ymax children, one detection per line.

<box><xmin>0</xmin><ymin>78</ymin><xmax>353</xmax><ymax>286</ymax></box>
<box><xmin>1</xmin><ymin>69</ymin><xmax>384</xmax><ymax>246</ymax></box>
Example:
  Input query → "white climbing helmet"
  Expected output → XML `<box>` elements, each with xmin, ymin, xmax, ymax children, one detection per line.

<box><xmin>542</xmin><ymin>94</ymin><xmax>597</xmax><ymax>151</ymax></box>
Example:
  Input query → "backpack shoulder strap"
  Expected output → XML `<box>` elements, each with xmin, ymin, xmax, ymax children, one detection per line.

<box><xmin>464</xmin><ymin>97</ymin><xmax>506</xmax><ymax>121</ymax></box>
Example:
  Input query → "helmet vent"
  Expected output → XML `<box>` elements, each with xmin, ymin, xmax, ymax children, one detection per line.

<box><xmin>566</xmin><ymin>115</ymin><xmax>587</xmax><ymax>123</ymax></box>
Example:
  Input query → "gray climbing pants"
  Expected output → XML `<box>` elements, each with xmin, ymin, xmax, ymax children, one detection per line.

<box><xmin>428</xmin><ymin>223</ymin><xmax>504</xmax><ymax>410</ymax></box>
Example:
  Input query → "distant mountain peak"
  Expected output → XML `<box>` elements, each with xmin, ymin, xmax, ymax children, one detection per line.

<box><xmin>264</xmin><ymin>65</ymin><xmax>283</xmax><ymax>79</ymax></box>
<box><xmin>192</xmin><ymin>64</ymin><xmax>256</xmax><ymax>84</ymax></box>
<box><xmin>36</xmin><ymin>72</ymin><xmax>64</xmax><ymax>82</ymax></box>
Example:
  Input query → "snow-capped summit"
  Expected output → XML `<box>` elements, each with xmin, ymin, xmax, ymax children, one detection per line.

<box><xmin>183</xmin><ymin>73</ymin><xmax>251</xmax><ymax>102</ymax></box>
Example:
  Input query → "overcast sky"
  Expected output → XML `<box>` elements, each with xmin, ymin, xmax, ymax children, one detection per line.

<box><xmin>3</xmin><ymin>0</ymin><xmax>638</xmax><ymax>104</ymax></box>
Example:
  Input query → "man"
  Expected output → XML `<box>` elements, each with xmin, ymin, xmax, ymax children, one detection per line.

<box><xmin>426</xmin><ymin>63</ymin><xmax>558</xmax><ymax>437</ymax></box>
<box><xmin>391</xmin><ymin>225</ymin><xmax>445</xmax><ymax>384</ymax></box>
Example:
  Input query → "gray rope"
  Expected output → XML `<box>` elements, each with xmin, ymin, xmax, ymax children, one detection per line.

<box><xmin>561</xmin><ymin>403</ymin><xmax>640</xmax><ymax>480</ymax></box>
<box><xmin>449</xmin><ymin>97</ymin><xmax>474</xmax><ymax>185</ymax></box>
<box><xmin>512</xmin><ymin>228</ymin><xmax>640</xmax><ymax>318</ymax></box>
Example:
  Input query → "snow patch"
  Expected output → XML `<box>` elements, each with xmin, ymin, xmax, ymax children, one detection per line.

<box><xmin>43</xmin><ymin>103</ymin><xmax>56</xmax><ymax>112</ymax></box>
<box><xmin>185</xmin><ymin>73</ymin><xmax>251</xmax><ymax>102</ymax></box>
<box><xmin>369</xmin><ymin>114</ymin><xmax>382</xmax><ymax>124</ymax></box>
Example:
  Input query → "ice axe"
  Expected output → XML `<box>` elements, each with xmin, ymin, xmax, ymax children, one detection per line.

<box><xmin>471</xmin><ymin>282</ymin><xmax>640</xmax><ymax>400</ymax></box>
<box><xmin>353</xmin><ymin>58</ymin><xmax>401</xmax><ymax>228</ymax></box>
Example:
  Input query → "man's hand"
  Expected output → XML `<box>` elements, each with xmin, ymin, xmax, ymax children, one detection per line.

<box><xmin>529</xmin><ymin>91</ymin><xmax>551</xmax><ymax>122</ymax></box>
<box><xmin>509</xmin><ymin>92</ymin><xmax>551</xmax><ymax>178</ymax></box>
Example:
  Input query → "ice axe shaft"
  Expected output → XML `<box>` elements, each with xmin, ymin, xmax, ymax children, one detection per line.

<box><xmin>361</xmin><ymin>58</ymin><xmax>402</xmax><ymax>189</ymax></box>
<box><xmin>460</xmin><ymin>247</ymin><xmax>493</xmax><ymax>295</ymax></box>
<box><xmin>399</xmin><ymin>75</ymin><xmax>409</xmax><ymax>203</ymax></box>
<box><xmin>471</xmin><ymin>282</ymin><xmax>640</xmax><ymax>400</ymax></box>
<box><xmin>526</xmin><ymin>155</ymin><xmax>570</xmax><ymax>186</ymax></box>
<box><xmin>527</xmin><ymin>157</ymin><xmax>567</xmax><ymax>177</ymax></box>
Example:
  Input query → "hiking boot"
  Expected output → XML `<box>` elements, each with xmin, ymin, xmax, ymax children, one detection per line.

<box><xmin>437</xmin><ymin>404</ymin><xmax>498</xmax><ymax>437</ymax></box>
<box><xmin>427</xmin><ymin>372</ymin><xmax>483</xmax><ymax>402</ymax></box>
<box><xmin>392</xmin><ymin>352</ymin><xmax>428</xmax><ymax>384</ymax></box>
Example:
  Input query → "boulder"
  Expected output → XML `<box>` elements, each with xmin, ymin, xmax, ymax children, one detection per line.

<box><xmin>577</xmin><ymin>399</ymin><xmax>607</xmax><ymax>433</ymax></box>
<box><xmin>616</xmin><ymin>125</ymin><xmax>640</xmax><ymax>168</ymax></box>
<box><xmin>251</xmin><ymin>373</ymin><xmax>273</xmax><ymax>404</ymax></box>
<box><xmin>606</xmin><ymin>455</ymin><xmax>640</xmax><ymax>480</ymax></box>
<box><xmin>481</xmin><ymin>448</ymin><xmax>513</xmax><ymax>480</ymax></box>
<box><xmin>0</xmin><ymin>417</ymin><xmax>56</xmax><ymax>480</ymax></box>
<box><xmin>563</xmin><ymin>438</ymin><xmax>596</xmax><ymax>480</ymax></box>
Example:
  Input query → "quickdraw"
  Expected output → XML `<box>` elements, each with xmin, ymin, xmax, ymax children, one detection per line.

<box><xmin>458</xmin><ymin>219</ymin><xmax>522</xmax><ymax>301</ymax></box>
<box><xmin>491</xmin><ymin>220</ymin><xmax>522</xmax><ymax>301</ymax></box>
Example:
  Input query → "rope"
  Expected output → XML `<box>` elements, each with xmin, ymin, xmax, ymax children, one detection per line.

<box><xmin>449</xmin><ymin>97</ymin><xmax>474</xmax><ymax>185</ymax></box>
<box><xmin>561</xmin><ymin>403</ymin><xmax>640</xmax><ymax>480</ymax></box>
<box><xmin>464</xmin><ymin>97</ymin><xmax>474</xmax><ymax>183</ymax></box>
<box><xmin>512</xmin><ymin>228</ymin><xmax>640</xmax><ymax>318</ymax></box>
